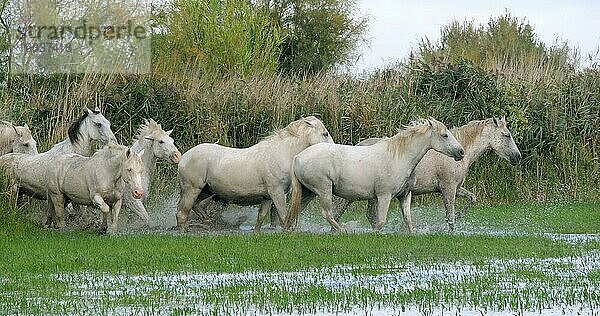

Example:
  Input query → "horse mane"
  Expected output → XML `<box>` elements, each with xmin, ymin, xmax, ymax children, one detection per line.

<box><xmin>259</xmin><ymin>118</ymin><xmax>310</xmax><ymax>144</ymax></box>
<box><xmin>450</xmin><ymin>119</ymin><xmax>488</xmax><ymax>151</ymax></box>
<box><xmin>386</xmin><ymin>119</ymin><xmax>435</xmax><ymax>156</ymax></box>
<box><xmin>0</xmin><ymin>123</ymin><xmax>14</xmax><ymax>148</ymax></box>
<box><xmin>94</xmin><ymin>143</ymin><xmax>128</xmax><ymax>160</ymax></box>
<box><xmin>68</xmin><ymin>112</ymin><xmax>89</xmax><ymax>144</ymax></box>
<box><xmin>135</xmin><ymin>119</ymin><xmax>164</xmax><ymax>140</ymax></box>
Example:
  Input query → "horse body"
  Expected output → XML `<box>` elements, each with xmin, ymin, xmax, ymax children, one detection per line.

<box><xmin>0</xmin><ymin>121</ymin><xmax>38</xmax><ymax>155</ymax></box>
<box><xmin>0</xmin><ymin>108</ymin><xmax>116</xmax><ymax>200</ymax></box>
<box><xmin>122</xmin><ymin>119</ymin><xmax>181</xmax><ymax>223</ymax></box>
<box><xmin>336</xmin><ymin>118</ymin><xmax>521</xmax><ymax>231</ymax></box>
<box><xmin>285</xmin><ymin>118</ymin><xmax>465</xmax><ymax>232</ymax></box>
<box><xmin>176</xmin><ymin>116</ymin><xmax>333</xmax><ymax>232</ymax></box>
<box><xmin>404</xmin><ymin>117</ymin><xmax>521</xmax><ymax>229</ymax></box>
<box><xmin>46</xmin><ymin>144</ymin><xmax>144</xmax><ymax>233</ymax></box>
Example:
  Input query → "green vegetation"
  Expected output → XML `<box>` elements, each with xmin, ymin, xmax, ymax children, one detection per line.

<box><xmin>0</xmin><ymin>203</ymin><xmax>598</xmax><ymax>314</ymax></box>
<box><xmin>266</xmin><ymin>0</ymin><xmax>369</xmax><ymax>74</ymax></box>
<box><xmin>1</xmin><ymin>11</ymin><xmax>598</xmax><ymax>203</ymax></box>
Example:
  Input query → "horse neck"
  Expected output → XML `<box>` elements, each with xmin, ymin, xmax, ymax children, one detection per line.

<box><xmin>135</xmin><ymin>140</ymin><xmax>157</xmax><ymax>190</ymax></box>
<box><xmin>258</xmin><ymin>134</ymin><xmax>310</xmax><ymax>159</ymax></box>
<box><xmin>0</xmin><ymin>126</ymin><xmax>15</xmax><ymax>155</ymax></box>
<box><xmin>387</xmin><ymin>131</ymin><xmax>432</xmax><ymax>170</ymax></box>
<box><xmin>100</xmin><ymin>153</ymin><xmax>126</xmax><ymax>185</ymax></box>
<box><xmin>455</xmin><ymin>127</ymin><xmax>490</xmax><ymax>169</ymax></box>
<box><xmin>50</xmin><ymin>121</ymin><xmax>93</xmax><ymax>156</ymax></box>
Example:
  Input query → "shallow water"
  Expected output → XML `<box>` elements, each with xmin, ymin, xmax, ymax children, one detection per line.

<box><xmin>14</xmin><ymin>197</ymin><xmax>600</xmax><ymax>315</ymax></box>
<box><xmin>2</xmin><ymin>250</ymin><xmax>594</xmax><ymax>315</ymax></box>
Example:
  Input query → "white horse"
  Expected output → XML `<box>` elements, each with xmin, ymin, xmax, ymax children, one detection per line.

<box><xmin>0</xmin><ymin>121</ymin><xmax>38</xmax><ymax>155</ymax></box>
<box><xmin>176</xmin><ymin>116</ymin><xmax>334</xmax><ymax>232</ymax></box>
<box><xmin>122</xmin><ymin>119</ymin><xmax>181</xmax><ymax>223</ymax></box>
<box><xmin>335</xmin><ymin>117</ymin><xmax>521</xmax><ymax>231</ymax></box>
<box><xmin>0</xmin><ymin>107</ymin><xmax>116</xmax><ymax>200</ymax></box>
<box><xmin>46</xmin><ymin>143</ymin><xmax>144</xmax><ymax>234</ymax></box>
<box><xmin>284</xmin><ymin>118</ymin><xmax>465</xmax><ymax>232</ymax></box>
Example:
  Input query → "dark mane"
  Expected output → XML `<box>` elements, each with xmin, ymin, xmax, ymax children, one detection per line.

<box><xmin>68</xmin><ymin>112</ymin><xmax>88</xmax><ymax>144</ymax></box>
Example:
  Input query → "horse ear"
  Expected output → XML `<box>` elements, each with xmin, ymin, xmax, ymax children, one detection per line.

<box><xmin>126</xmin><ymin>148</ymin><xmax>131</xmax><ymax>158</ymax></box>
<box><xmin>302</xmin><ymin>118</ymin><xmax>314</xmax><ymax>127</ymax></box>
<box><xmin>493</xmin><ymin>117</ymin><xmax>499</xmax><ymax>126</ymax></box>
<box><xmin>24</xmin><ymin>123</ymin><xmax>29</xmax><ymax>130</ymax></box>
<box><xmin>166</xmin><ymin>129</ymin><xmax>173</xmax><ymax>136</ymax></box>
<box><xmin>93</xmin><ymin>107</ymin><xmax>101</xmax><ymax>114</ymax></box>
<box><xmin>149</xmin><ymin>118</ymin><xmax>157</xmax><ymax>125</ymax></box>
<box><xmin>85</xmin><ymin>107</ymin><xmax>94</xmax><ymax>116</ymax></box>
<box><xmin>11</xmin><ymin>123</ymin><xmax>20</xmax><ymax>135</ymax></box>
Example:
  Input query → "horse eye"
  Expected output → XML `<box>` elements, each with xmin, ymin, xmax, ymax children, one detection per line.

<box><xmin>504</xmin><ymin>133</ymin><xmax>511</xmax><ymax>138</ymax></box>
<box><xmin>128</xmin><ymin>168</ymin><xmax>132</xmax><ymax>172</ymax></box>
<box><xmin>95</xmin><ymin>123</ymin><xmax>102</xmax><ymax>128</ymax></box>
<box><xmin>442</xmin><ymin>133</ymin><xmax>448</xmax><ymax>138</ymax></box>
<box><xmin>322</xmin><ymin>132</ymin><xmax>329</xmax><ymax>137</ymax></box>
<box><xmin>23</xmin><ymin>143</ymin><xmax>29</xmax><ymax>147</ymax></box>
<box><xmin>159</xmin><ymin>140</ymin><xmax>165</xmax><ymax>144</ymax></box>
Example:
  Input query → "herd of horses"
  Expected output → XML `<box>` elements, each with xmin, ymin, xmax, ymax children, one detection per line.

<box><xmin>0</xmin><ymin>107</ymin><xmax>521</xmax><ymax>234</ymax></box>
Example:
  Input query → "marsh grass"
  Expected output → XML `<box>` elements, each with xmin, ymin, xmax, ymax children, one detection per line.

<box><xmin>1</xmin><ymin>201</ymin><xmax>599</xmax><ymax>314</ymax></box>
<box><xmin>2</xmin><ymin>61</ymin><xmax>598</xmax><ymax>204</ymax></box>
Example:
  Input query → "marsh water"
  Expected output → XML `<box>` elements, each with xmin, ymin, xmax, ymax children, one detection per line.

<box><xmin>11</xmin><ymin>195</ymin><xmax>600</xmax><ymax>315</ymax></box>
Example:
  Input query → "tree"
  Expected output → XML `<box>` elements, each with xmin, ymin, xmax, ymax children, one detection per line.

<box><xmin>264</xmin><ymin>0</ymin><xmax>368</xmax><ymax>74</ymax></box>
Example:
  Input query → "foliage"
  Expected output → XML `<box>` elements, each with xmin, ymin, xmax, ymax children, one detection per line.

<box><xmin>1</xmin><ymin>13</ymin><xmax>599</xmax><ymax>203</ymax></box>
<box><xmin>417</xmin><ymin>12</ymin><xmax>573</xmax><ymax>82</ymax></box>
<box><xmin>152</xmin><ymin>0</ymin><xmax>283</xmax><ymax>77</ymax></box>
<box><xmin>264</xmin><ymin>0</ymin><xmax>369</xmax><ymax>74</ymax></box>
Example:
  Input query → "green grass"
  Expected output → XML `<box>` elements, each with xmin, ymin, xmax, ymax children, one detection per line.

<box><xmin>0</xmin><ymin>202</ymin><xmax>599</xmax><ymax>314</ymax></box>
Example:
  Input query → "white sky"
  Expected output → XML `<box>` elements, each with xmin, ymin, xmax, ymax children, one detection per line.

<box><xmin>352</xmin><ymin>0</ymin><xmax>600</xmax><ymax>73</ymax></box>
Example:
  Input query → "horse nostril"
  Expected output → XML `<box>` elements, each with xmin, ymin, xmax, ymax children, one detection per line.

<box><xmin>133</xmin><ymin>189</ymin><xmax>144</xmax><ymax>199</ymax></box>
<box><xmin>459</xmin><ymin>149</ymin><xmax>465</xmax><ymax>157</ymax></box>
<box><xmin>171</xmin><ymin>152</ymin><xmax>181</xmax><ymax>163</ymax></box>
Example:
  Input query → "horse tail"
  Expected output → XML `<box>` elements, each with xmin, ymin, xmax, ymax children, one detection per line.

<box><xmin>284</xmin><ymin>167</ymin><xmax>303</xmax><ymax>231</ymax></box>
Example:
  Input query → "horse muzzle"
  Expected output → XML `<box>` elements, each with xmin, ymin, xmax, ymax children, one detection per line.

<box><xmin>454</xmin><ymin>148</ymin><xmax>465</xmax><ymax>161</ymax></box>
<box><xmin>171</xmin><ymin>151</ymin><xmax>181</xmax><ymax>164</ymax></box>
<box><xmin>510</xmin><ymin>152</ymin><xmax>522</xmax><ymax>165</ymax></box>
<box><xmin>132</xmin><ymin>188</ymin><xmax>144</xmax><ymax>200</ymax></box>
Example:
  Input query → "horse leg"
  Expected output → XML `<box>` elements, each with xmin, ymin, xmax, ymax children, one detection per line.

<box><xmin>109</xmin><ymin>199</ymin><xmax>123</xmax><ymax>234</ymax></box>
<box><xmin>269</xmin><ymin>205</ymin><xmax>279</xmax><ymax>228</ymax></box>
<box><xmin>372</xmin><ymin>193</ymin><xmax>392</xmax><ymax>231</ymax></box>
<box><xmin>332</xmin><ymin>198</ymin><xmax>352</xmax><ymax>223</ymax></box>
<box><xmin>456</xmin><ymin>186</ymin><xmax>476</xmax><ymax>219</ymax></box>
<box><xmin>399</xmin><ymin>192</ymin><xmax>414</xmax><ymax>233</ymax></box>
<box><xmin>255</xmin><ymin>199</ymin><xmax>274</xmax><ymax>232</ymax></box>
<box><xmin>366</xmin><ymin>199</ymin><xmax>377</xmax><ymax>227</ymax></box>
<box><xmin>269</xmin><ymin>188</ymin><xmax>288</xmax><ymax>228</ymax></box>
<box><xmin>128</xmin><ymin>198</ymin><xmax>151</xmax><ymax>224</ymax></box>
<box><xmin>442</xmin><ymin>187</ymin><xmax>458</xmax><ymax>232</ymax></box>
<box><xmin>314</xmin><ymin>184</ymin><xmax>343</xmax><ymax>232</ymax></box>
<box><xmin>46</xmin><ymin>194</ymin><xmax>57</xmax><ymax>228</ymax></box>
<box><xmin>93</xmin><ymin>194</ymin><xmax>111</xmax><ymax>234</ymax></box>
<box><xmin>191</xmin><ymin>194</ymin><xmax>213</xmax><ymax>223</ymax></box>
<box><xmin>176</xmin><ymin>186</ymin><xmax>201</xmax><ymax>232</ymax></box>
<box><xmin>49</xmin><ymin>193</ymin><xmax>66</xmax><ymax>229</ymax></box>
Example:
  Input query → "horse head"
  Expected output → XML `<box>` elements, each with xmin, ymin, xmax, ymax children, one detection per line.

<box><xmin>74</xmin><ymin>107</ymin><xmax>117</xmax><ymax>146</ymax></box>
<box><xmin>141</xmin><ymin>118</ymin><xmax>181</xmax><ymax>164</ymax></box>
<box><xmin>297</xmin><ymin>116</ymin><xmax>334</xmax><ymax>146</ymax></box>
<box><xmin>426</xmin><ymin>118</ymin><xmax>464</xmax><ymax>161</ymax></box>
<box><xmin>485</xmin><ymin>117</ymin><xmax>522</xmax><ymax>165</ymax></box>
